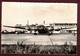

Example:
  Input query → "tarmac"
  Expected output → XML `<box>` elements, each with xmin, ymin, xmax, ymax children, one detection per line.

<box><xmin>1</xmin><ymin>33</ymin><xmax>77</xmax><ymax>45</ymax></box>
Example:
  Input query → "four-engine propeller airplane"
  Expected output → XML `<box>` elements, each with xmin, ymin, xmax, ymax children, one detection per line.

<box><xmin>3</xmin><ymin>23</ymin><xmax>76</xmax><ymax>35</ymax></box>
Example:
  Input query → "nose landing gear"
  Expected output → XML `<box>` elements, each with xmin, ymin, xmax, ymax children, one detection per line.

<box><xmin>34</xmin><ymin>29</ymin><xmax>38</xmax><ymax>35</ymax></box>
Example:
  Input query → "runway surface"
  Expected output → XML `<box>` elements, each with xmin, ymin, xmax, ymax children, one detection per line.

<box><xmin>1</xmin><ymin>33</ymin><xmax>77</xmax><ymax>45</ymax></box>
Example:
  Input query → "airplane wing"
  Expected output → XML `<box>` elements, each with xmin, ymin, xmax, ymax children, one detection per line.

<box><xmin>3</xmin><ymin>25</ymin><xmax>38</xmax><ymax>31</ymax></box>
<box><xmin>3</xmin><ymin>25</ymin><xmax>26</xmax><ymax>29</ymax></box>
<box><xmin>3</xmin><ymin>25</ymin><xmax>76</xmax><ymax>32</ymax></box>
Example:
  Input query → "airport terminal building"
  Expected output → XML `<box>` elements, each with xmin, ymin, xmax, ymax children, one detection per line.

<box><xmin>53</xmin><ymin>23</ymin><xmax>77</xmax><ymax>34</ymax></box>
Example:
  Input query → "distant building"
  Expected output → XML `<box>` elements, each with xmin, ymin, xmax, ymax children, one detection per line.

<box><xmin>53</xmin><ymin>23</ymin><xmax>77</xmax><ymax>33</ymax></box>
<box><xmin>54</xmin><ymin>23</ymin><xmax>77</xmax><ymax>27</ymax></box>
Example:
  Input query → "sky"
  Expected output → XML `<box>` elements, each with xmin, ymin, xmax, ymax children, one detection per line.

<box><xmin>2</xmin><ymin>2</ymin><xmax>77</xmax><ymax>30</ymax></box>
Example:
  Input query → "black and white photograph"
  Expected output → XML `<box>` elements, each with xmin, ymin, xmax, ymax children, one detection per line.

<box><xmin>1</xmin><ymin>2</ymin><xmax>77</xmax><ymax>54</ymax></box>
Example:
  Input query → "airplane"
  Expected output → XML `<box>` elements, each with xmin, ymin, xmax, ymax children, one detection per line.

<box><xmin>3</xmin><ymin>23</ymin><xmax>76</xmax><ymax>35</ymax></box>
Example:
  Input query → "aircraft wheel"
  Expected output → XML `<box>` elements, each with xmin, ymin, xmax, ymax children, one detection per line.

<box><xmin>15</xmin><ymin>32</ymin><xmax>20</xmax><ymax>34</ymax></box>
<box><xmin>48</xmin><ymin>33</ymin><xmax>51</xmax><ymax>36</ymax></box>
<box><xmin>51</xmin><ymin>32</ymin><xmax>53</xmax><ymax>34</ymax></box>
<box><xmin>34</xmin><ymin>33</ymin><xmax>37</xmax><ymax>35</ymax></box>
